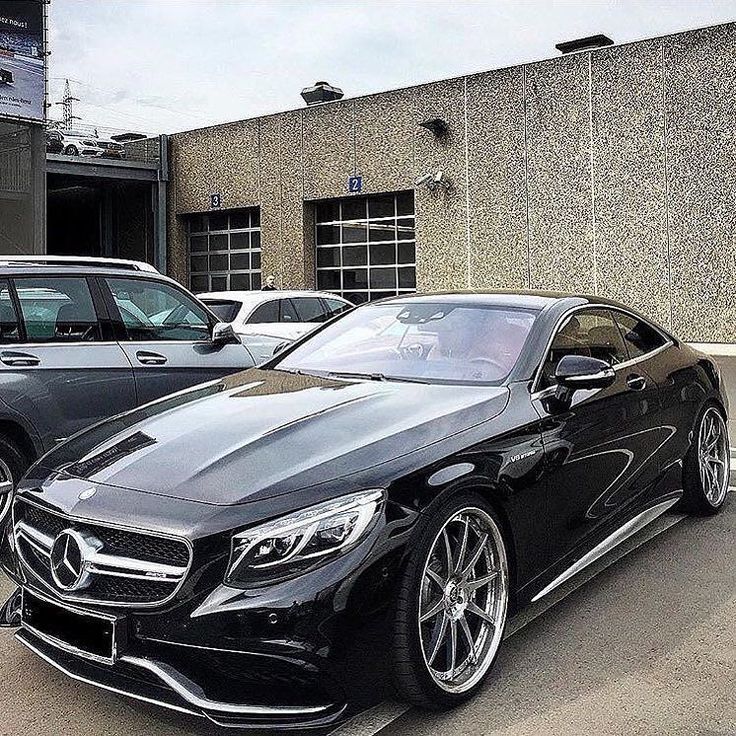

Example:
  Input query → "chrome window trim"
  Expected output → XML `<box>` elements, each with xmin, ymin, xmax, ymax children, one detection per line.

<box><xmin>0</xmin><ymin>340</ymin><xmax>121</xmax><ymax>348</ymax></box>
<box><xmin>531</xmin><ymin>303</ymin><xmax>674</xmax><ymax>396</ymax></box>
<box><xmin>13</xmin><ymin>496</ymin><xmax>194</xmax><ymax>609</ymax></box>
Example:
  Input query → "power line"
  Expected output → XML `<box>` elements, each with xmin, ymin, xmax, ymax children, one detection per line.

<box><xmin>49</xmin><ymin>76</ymin><xmax>212</xmax><ymax>123</ymax></box>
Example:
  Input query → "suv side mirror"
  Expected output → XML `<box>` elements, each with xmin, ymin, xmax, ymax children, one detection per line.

<box><xmin>555</xmin><ymin>354</ymin><xmax>615</xmax><ymax>391</ymax></box>
<box><xmin>211</xmin><ymin>321</ymin><xmax>238</xmax><ymax>346</ymax></box>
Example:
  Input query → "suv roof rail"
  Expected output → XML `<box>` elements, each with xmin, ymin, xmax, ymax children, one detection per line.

<box><xmin>0</xmin><ymin>256</ymin><xmax>159</xmax><ymax>273</ymax></box>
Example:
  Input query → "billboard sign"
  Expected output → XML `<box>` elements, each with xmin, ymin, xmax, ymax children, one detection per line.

<box><xmin>0</xmin><ymin>1</ymin><xmax>44</xmax><ymax>123</ymax></box>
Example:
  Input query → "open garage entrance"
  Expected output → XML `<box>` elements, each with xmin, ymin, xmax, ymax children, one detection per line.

<box><xmin>45</xmin><ymin>147</ymin><xmax>167</xmax><ymax>269</ymax></box>
<box><xmin>47</xmin><ymin>174</ymin><xmax>154</xmax><ymax>260</ymax></box>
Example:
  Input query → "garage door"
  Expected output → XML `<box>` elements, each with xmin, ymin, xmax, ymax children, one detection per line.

<box><xmin>315</xmin><ymin>192</ymin><xmax>416</xmax><ymax>304</ymax></box>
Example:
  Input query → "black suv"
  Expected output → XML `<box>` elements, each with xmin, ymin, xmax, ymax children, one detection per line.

<box><xmin>0</xmin><ymin>256</ymin><xmax>264</xmax><ymax>516</ymax></box>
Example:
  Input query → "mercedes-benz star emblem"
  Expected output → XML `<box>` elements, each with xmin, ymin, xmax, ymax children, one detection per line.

<box><xmin>49</xmin><ymin>529</ymin><xmax>98</xmax><ymax>591</ymax></box>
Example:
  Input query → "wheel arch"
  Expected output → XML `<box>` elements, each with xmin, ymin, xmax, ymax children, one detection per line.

<box><xmin>0</xmin><ymin>419</ymin><xmax>40</xmax><ymax>465</ymax></box>
<box><xmin>411</xmin><ymin>478</ymin><xmax>520</xmax><ymax>610</ymax></box>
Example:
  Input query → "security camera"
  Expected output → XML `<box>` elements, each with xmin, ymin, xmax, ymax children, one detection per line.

<box><xmin>415</xmin><ymin>170</ymin><xmax>453</xmax><ymax>194</ymax></box>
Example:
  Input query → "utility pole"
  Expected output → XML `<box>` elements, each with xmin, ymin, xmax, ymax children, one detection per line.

<box><xmin>55</xmin><ymin>79</ymin><xmax>80</xmax><ymax>130</ymax></box>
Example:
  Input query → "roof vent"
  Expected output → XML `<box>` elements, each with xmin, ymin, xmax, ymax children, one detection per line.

<box><xmin>301</xmin><ymin>81</ymin><xmax>344</xmax><ymax>106</ymax></box>
<box><xmin>555</xmin><ymin>34</ymin><xmax>614</xmax><ymax>54</ymax></box>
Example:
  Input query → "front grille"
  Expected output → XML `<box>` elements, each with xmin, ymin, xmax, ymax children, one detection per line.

<box><xmin>23</xmin><ymin>504</ymin><xmax>65</xmax><ymax>538</ymax></box>
<box><xmin>85</xmin><ymin>525</ymin><xmax>190</xmax><ymax>567</ymax></box>
<box><xmin>13</xmin><ymin>498</ymin><xmax>192</xmax><ymax>607</ymax></box>
<box><xmin>90</xmin><ymin>576</ymin><xmax>174</xmax><ymax>604</ymax></box>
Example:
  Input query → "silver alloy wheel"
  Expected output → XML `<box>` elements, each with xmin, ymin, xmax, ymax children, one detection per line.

<box><xmin>0</xmin><ymin>457</ymin><xmax>13</xmax><ymax>522</ymax></box>
<box><xmin>418</xmin><ymin>506</ymin><xmax>508</xmax><ymax>693</ymax></box>
<box><xmin>698</xmin><ymin>407</ymin><xmax>730</xmax><ymax>507</ymax></box>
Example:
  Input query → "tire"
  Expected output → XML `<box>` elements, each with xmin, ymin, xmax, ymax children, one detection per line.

<box><xmin>681</xmin><ymin>403</ymin><xmax>730</xmax><ymax>515</ymax></box>
<box><xmin>0</xmin><ymin>433</ymin><xmax>28</xmax><ymax>522</ymax></box>
<box><xmin>64</xmin><ymin>145</ymin><xmax>79</xmax><ymax>156</ymax></box>
<box><xmin>392</xmin><ymin>493</ymin><xmax>510</xmax><ymax>710</ymax></box>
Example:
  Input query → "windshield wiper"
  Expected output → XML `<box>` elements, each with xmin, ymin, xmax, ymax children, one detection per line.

<box><xmin>328</xmin><ymin>371</ymin><xmax>429</xmax><ymax>384</ymax></box>
<box><xmin>274</xmin><ymin>367</ymin><xmax>328</xmax><ymax>378</ymax></box>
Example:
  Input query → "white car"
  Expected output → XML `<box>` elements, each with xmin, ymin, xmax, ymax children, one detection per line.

<box><xmin>53</xmin><ymin>130</ymin><xmax>105</xmax><ymax>158</ymax></box>
<box><xmin>198</xmin><ymin>290</ymin><xmax>352</xmax><ymax>340</ymax></box>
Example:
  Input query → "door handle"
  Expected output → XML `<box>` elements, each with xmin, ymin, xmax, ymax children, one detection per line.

<box><xmin>135</xmin><ymin>350</ymin><xmax>168</xmax><ymax>366</ymax></box>
<box><xmin>0</xmin><ymin>351</ymin><xmax>40</xmax><ymax>367</ymax></box>
<box><xmin>626</xmin><ymin>374</ymin><xmax>647</xmax><ymax>391</ymax></box>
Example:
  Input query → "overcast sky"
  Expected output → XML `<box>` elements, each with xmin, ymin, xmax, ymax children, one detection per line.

<box><xmin>47</xmin><ymin>0</ymin><xmax>735</xmax><ymax>135</ymax></box>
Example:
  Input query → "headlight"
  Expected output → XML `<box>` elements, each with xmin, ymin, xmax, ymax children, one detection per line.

<box><xmin>225</xmin><ymin>489</ymin><xmax>383</xmax><ymax>586</ymax></box>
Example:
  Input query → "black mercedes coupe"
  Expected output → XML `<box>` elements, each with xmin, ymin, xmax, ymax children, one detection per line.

<box><xmin>0</xmin><ymin>292</ymin><xmax>729</xmax><ymax>729</ymax></box>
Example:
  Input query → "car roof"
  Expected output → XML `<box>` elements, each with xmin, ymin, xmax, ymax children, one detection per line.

<box><xmin>367</xmin><ymin>290</ymin><xmax>569</xmax><ymax>310</ymax></box>
<box><xmin>370</xmin><ymin>289</ymin><xmax>645</xmax><ymax>312</ymax></box>
<box><xmin>0</xmin><ymin>262</ymin><xmax>178</xmax><ymax>282</ymax></box>
<box><xmin>199</xmin><ymin>290</ymin><xmax>349</xmax><ymax>304</ymax></box>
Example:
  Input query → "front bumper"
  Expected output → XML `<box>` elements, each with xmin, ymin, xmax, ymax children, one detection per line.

<box><xmin>14</xmin><ymin>623</ymin><xmax>345</xmax><ymax>729</ymax></box>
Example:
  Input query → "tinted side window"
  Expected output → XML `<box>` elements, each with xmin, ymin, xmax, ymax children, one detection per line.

<box><xmin>324</xmin><ymin>298</ymin><xmax>350</xmax><ymax>318</ymax></box>
<box><xmin>279</xmin><ymin>299</ymin><xmax>299</xmax><ymax>323</ymax></box>
<box><xmin>106</xmin><ymin>278</ymin><xmax>210</xmax><ymax>341</ymax></box>
<box><xmin>248</xmin><ymin>300</ymin><xmax>278</xmax><ymax>324</ymax></box>
<box><xmin>614</xmin><ymin>312</ymin><xmax>667</xmax><ymax>359</ymax></box>
<box><xmin>0</xmin><ymin>280</ymin><xmax>19</xmax><ymax>344</ymax></box>
<box><xmin>541</xmin><ymin>308</ymin><xmax>627</xmax><ymax>387</ymax></box>
<box><xmin>293</xmin><ymin>297</ymin><xmax>329</xmax><ymax>323</ymax></box>
<box><xmin>15</xmin><ymin>277</ymin><xmax>101</xmax><ymax>343</ymax></box>
<box><xmin>203</xmin><ymin>300</ymin><xmax>241</xmax><ymax>323</ymax></box>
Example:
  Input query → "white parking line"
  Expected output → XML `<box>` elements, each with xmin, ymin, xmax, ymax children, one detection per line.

<box><xmin>327</xmin><ymin>509</ymin><xmax>694</xmax><ymax>736</ymax></box>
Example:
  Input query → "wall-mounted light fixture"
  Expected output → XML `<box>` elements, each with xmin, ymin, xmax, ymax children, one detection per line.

<box><xmin>555</xmin><ymin>34</ymin><xmax>614</xmax><ymax>54</ymax></box>
<box><xmin>419</xmin><ymin>117</ymin><xmax>450</xmax><ymax>144</ymax></box>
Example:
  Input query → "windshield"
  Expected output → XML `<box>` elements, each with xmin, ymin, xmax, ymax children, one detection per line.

<box><xmin>202</xmin><ymin>299</ymin><xmax>241</xmax><ymax>323</ymax></box>
<box><xmin>275</xmin><ymin>302</ymin><xmax>538</xmax><ymax>385</ymax></box>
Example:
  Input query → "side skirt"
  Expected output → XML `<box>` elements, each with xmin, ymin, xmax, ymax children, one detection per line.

<box><xmin>530</xmin><ymin>495</ymin><xmax>682</xmax><ymax>603</ymax></box>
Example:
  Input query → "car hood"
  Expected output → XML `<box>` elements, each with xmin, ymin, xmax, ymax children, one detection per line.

<box><xmin>36</xmin><ymin>369</ymin><xmax>509</xmax><ymax>506</ymax></box>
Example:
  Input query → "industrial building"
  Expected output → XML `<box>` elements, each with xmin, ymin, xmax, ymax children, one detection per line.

<box><xmin>166</xmin><ymin>21</ymin><xmax>736</xmax><ymax>345</ymax></box>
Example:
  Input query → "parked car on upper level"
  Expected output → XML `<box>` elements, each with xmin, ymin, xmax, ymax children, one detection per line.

<box><xmin>0</xmin><ymin>256</ymin><xmax>267</xmax><ymax>514</ymax></box>
<box><xmin>95</xmin><ymin>137</ymin><xmax>125</xmax><ymax>159</ymax></box>
<box><xmin>45</xmin><ymin>130</ymin><xmax>64</xmax><ymax>154</ymax></box>
<box><xmin>52</xmin><ymin>130</ymin><xmax>105</xmax><ymax>158</ymax></box>
<box><xmin>198</xmin><ymin>290</ymin><xmax>352</xmax><ymax>340</ymax></box>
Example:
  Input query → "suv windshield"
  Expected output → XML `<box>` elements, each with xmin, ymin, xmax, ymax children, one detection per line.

<box><xmin>275</xmin><ymin>302</ymin><xmax>538</xmax><ymax>385</ymax></box>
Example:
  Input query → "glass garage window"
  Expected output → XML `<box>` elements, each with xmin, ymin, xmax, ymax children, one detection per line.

<box><xmin>315</xmin><ymin>191</ymin><xmax>415</xmax><ymax>304</ymax></box>
<box><xmin>186</xmin><ymin>208</ymin><xmax>261</xmax><ymax>294</ymax></box>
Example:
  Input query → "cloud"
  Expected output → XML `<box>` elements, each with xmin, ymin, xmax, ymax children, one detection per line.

<box><xmin>48</xmin><ymin>0</ymin><xmax>736</xmax><ymax>134</ymax></box>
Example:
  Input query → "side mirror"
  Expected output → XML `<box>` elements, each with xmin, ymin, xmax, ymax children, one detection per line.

<box><xmin>211</xmin><ymin>321</ymin><xmax>238</xmax><ymax>346</ymax></box>
<box><xmin>555</xmin><ymin>354</ymin><xmax>615</xmax><ymax>391</ymax></box>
